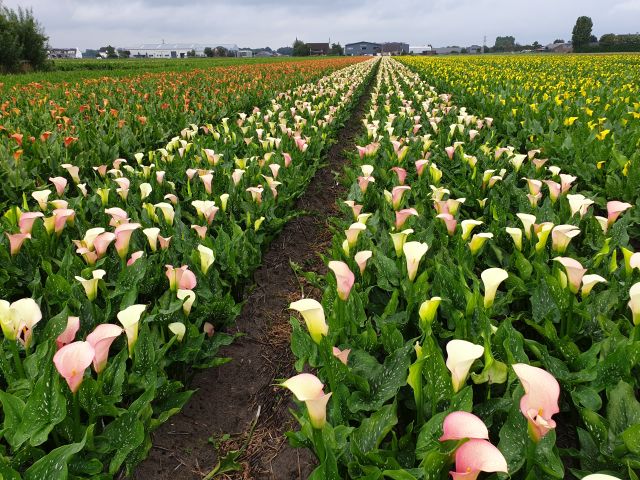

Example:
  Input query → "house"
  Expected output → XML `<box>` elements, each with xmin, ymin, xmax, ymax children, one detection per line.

<box><xmin>48</xmin><ymin>48</ymin><xmax>82</xmax><ymax>59</ymax></box>
<box><xmin>255</xmin><ymin>50</ymin><xmax>275</xmax><ymax>57</ymax></box>
<box><xmin>409</xmin><ymin>45</ymin><xmax>435</xmax><ymax>55</ymax></box>
<box><xmin>381</xmin><ymin>42</ymin><xmax>410</xmax><ymax>55</ymax></box>
<box><xmin>237</xmin><ymin>49</ymin><xmax>253</xmax><ymax>58</ymax></box>
<box><xmin>307</xmin><ymin>43</ymin><xmax>330</xmax><ymax>55</ymax></box>
<box><xmin>467</xmin><ymin>44</ymin><xmax>483</xmax><ymax>54</ymax></box>
<box><xmin>434</xmin><ymin>47</ymin><xmax>461</xmax><ymax>55</ymax></box>
<box><xmin>545</xmin><ymin>42</ymin><xmax>573</xmax><ymax>53</ymax></box>
<box><xmin>124</xmin><ymin>43</ymin><xmax>240</xmax><ymax>59</ymax></box>
<box><xmin>345</xmin><ymin>41</ymin><xmax>382</xmax><ymax>56</ymax></box>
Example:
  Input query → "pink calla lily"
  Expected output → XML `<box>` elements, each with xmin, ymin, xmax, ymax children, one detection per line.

<box><xmin>450</xmin><ymin>439</ymin><xmax>508</xmax><ymax>480</ymax></box>
<box><xmin>440</xmin><ymin>411</ymin><xmax>489</xmax><ymax>441</ymax></box>
<box><xmin>53</xmin><ymin>341</ymin><xmax>95</xmax><ymax>393</ymax></box>
<box><xmin>86</xmin><ymin>324</ymin><xmax>123</xmax><ymax>373</ymax></box>
<box><xmin>328</xmin><ymin>261</ymin><xmax>355</xmax><ymax>301</ymax></box>
<box><xmin>513</xmin><ymin>363</ymin><xmax>560</xmax><ymax>442</ymax></box>
<box><xmin>6</xmin><ymin>233</ymin><xmax>30</xmax><ymax>256</ymax></box>
<box><xmin>18</xmin><ymin>212</ymin><xmax>44</xmax><ymax>234</ymax></box>
<box><xmin>607</xmin><ymin>201</ymin><xmax>632</xmax><ymax>226</ymax></box>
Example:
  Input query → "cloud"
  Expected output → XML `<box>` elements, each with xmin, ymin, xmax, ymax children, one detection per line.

<box><xmin>3</xmin><ymin>0</ymin><xmax>640</xmax><ymax>49</ymax></box>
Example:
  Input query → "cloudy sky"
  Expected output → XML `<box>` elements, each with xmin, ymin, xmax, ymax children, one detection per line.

<box><xmin>3</xmin><ymin>0</ymin><xmax>640</xmax><ymax>50</ymax></box>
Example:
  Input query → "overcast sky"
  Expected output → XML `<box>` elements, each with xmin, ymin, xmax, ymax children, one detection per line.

<box><xmin>3</xmin><ymin>0</ymin><xmax>640</xmax><ymax>50</ymax></box>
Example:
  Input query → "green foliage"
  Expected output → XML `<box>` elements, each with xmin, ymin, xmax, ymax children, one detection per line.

<box><xmin>0</xmin><ymin>6</ymin><xmax>48</xmax><ymax>72</ymax></box>
<box><xmin>293</xmin><ymin>39</ymin><xmax>311</xmax><ymax>57</ymax></box>
<box><xmin>572</xmin><ymin>16</ymin><xmax>594</xmax><ymax>50</ymax></box>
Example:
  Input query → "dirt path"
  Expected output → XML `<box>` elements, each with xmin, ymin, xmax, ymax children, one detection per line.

<box><xmin>134</xmin><ymin>69</ymin><xmax>375</xmax><ymax>480</ymax></box>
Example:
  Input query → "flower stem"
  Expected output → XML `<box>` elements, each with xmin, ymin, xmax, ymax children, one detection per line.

<box><xmin>312</xmin><ymin>426</ymin><xmax>326</xmax><ymax>463</ymax></box>
<box><xmin>8</xmin><ymin>341</ymin><xmax>25</xmax><ymax>379</ymax></box>
<box><xmin>72</xmin><ymin>393</ymin><xmax>82</xmax><ymax>441</ymax></box>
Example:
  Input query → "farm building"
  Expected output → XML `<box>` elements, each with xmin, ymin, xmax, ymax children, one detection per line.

<box><xmin>48</xmin><ymin>48</ymin><xmax>82</xmax><ymax>59</ymax></box>
<box><xmin>346</xmin><ymin>41</ymin><xmax>382</xmax><ymax>56</ymax></box>
<box><xmin>544</xmin><ymin>42</ymin><xmax>573</xmax><ymax>53</ymax></box>
<box><xmin>467</xmin><ymin>44</ymin><xmax>483</xmax><ymax>54</ymax></box>
<box><xmin>307</xmin><ymin>43</ymin><xmax>330</xmax><ymax>55</ymax></box>
<box><xmin>237</xmin><ymin>49</ymin><xmax>253</xmax><ymax>58</ymax></box>
<box><xmin>125</xmin><ymin>43</ymin><xmax>239</xmax><ymax>58</ymax></box>
<box><xmin>409</xmin><ymin>45</ymin><xmax>435</xmax><ymax>55</ymax></box>
<box><xmin>381</xmin><ymin>42</ymin><xmax>410</xmax><ymax>55</ymax></box>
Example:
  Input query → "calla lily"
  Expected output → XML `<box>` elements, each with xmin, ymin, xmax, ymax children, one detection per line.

<box><xmin>395</xmin><ymin>208</ymin><xmax>418</xmax><ymax>229</ymax></box>
<box><xmin>105</xmin><ymin>207</ymin><xmax>129</xmax><ymax>227</ymax></box>
<box><xmin>505</xmin><ymin>227</ymin><xmax>523</xmax><ymax>251</ymax></box>
<box><xmin>281</xmin><ymin>373</ymin><xmax>331</xmax><ymax>429</ymax></box>
<box><xmin>18</xmin><ymin>212</ymin><xmax>44</xmax><ymax>234</ymax></box>
<box><xmin>391</xmin><ymin>167</ymin><xmax>407</xmax><ymax>185</ymax></box>
<box><xmin>554</xmin><ymin>257</ymin><xmax>587</xmax><ymax>294</ymax></box>
<box><xmin>75</xmin><ymin>269</ymin><xmax>106</xmax><ymax>302</ymax></box>
<box><xmin>114</xmin><ymin>223</ymin><xmax>140</xmax><ymax>259</ymax></box>
<box><xmin>220</xmin><ymin>193</ymin><xmax>229</xmax><ymax>212</ymax></box>
<box><xmin>140</xmin><ymin>182</ymin><xmax>152</xmax><ymax>199</ymax></box>
<box><xmin>534</xmin><ymin>222</ymin><xmax>554</xmax><ymax>253</ymax></box>
<box><xmin>6</xmin><ymin>233</ymin><xmax>30</xmax><ymax>256</ymax></box>
<box><xmin>415</xmin><ymin>159</ymin><xmax>429</xmax><ymax>177</ymax></box>
<box><xmin>200</xmin><ymin>173</ymin><xmax>213</xmax><ymax>194</ymax></box>
<box><xmin>513</xmin><ymin>363</ymin><xmax>560</xmax><ymax>441</ymax></box>
<box><xmin>361</xmin><ymin>164</ymin><xmax>374</xmax><ymax>177</ymax></box>
<box><xmin>551</xmin><ymin>225</ymin><xmax>580</xmax><ymax>254</ymax></box>
<box><xmin>332</xmin><ymin>346</ymin><xmax>351</xmax><ymax>365</ymax></box>
<box><xmin>177</xmin><ymin>290</ymin><xmax>196</xmax><ymax>316</ymax></box>
<box><xmin>582</xmin><ymin>475</ymin><xmax>621</xmax><ymax>480</ymax></box>
<box><xmin>446</xmin><ymin>339</ymin><xmax>484</xmax><ymax>392</ymax></box>
<box><xmin>344</xmin><ymin>200</ymin><xmax>363</xmax><ymax>220</ymax></box>
<box><xmin>246</xmin><ymin>186</ymin><xmax>264</xmax><ymax>204</ymax></box>
<box><xmin>523</xmin><ymin>178</ymin><xmax>542</xmax><ymax>195</ymax></box>
<box><xmin>391</xmin><ymin>186</ymin><xmax>411</xmax><ymax>210</ymax></box>
<box><xmin>516</xmin><ymin>213</ymin><xmax>537</xmax><ymax>240</ymax></box>
<box><xmin>354</xmin><ymin>250</ymin><xmax>373</xmax><ymax>275</ymax></box>
<box><xmin>436</xmin><ymin>213</ymin><xmax>457</xmax><ymax>236</ymax></box>
<box><xmin>595</xmin><ymin>216</ymin><xmax>609</xmax><ymax>234</ymax></box>
<box><xmin>439</xmin><ymin>411</ymin><xmax>489</xmax><ymax>441</ymax></box>
<box><xmin>403</xmin><ymin>241</ymin><xmax>429</xmax><ymax>281</ymax></box>
<box><xmin>93</xmin><ymin>232</ymin><xmax>116</xmax><ymax>260</ymax></box>
<box><xmin>469</xmin><ymin>233</ymin><xmax>493</xmax><ymax>255</ymax></box>
<box><xmin>0</xmin><ymin>298</ymin><xmax>42</xmax><ymax>345</ymax></box>
<box><xmin>345</xmin><ymin>222</ymin><xmax>366</xmax><ymax>248</ymax></box>
<box><xmin>328</xmin><ymin>261</ymin><xmax>355</xmax><ymax>301</ymax></box>
<box><xmin>390</xmin><ymin>229</ymin><xmax>413</xmax><ymax>257</ymax></box>
<box><xmin>450</xmin><ymin>439</ymin><xmax>508</xmax><ymax>480</ymax></box>
<box><xmin>51</xmin><ymin>208</ymin><xmax>75</xmax><ymax>235</ymax></box>
<box><xmin>418</xmin><ymin>297</ymin><xmax>441</xmax><ymax>330</ymax></box>
<box><xmin>357</xmin><ymin>213</ymin><xmax>372</xmax><ymax>225</ymax></box>
<box><xmin>56</xmin><ymin>316</ymin><xmax>80</xmax><ymax>350</ymax></box>
<box><xmin>581</xmin><ymin>274</ymin><xmax>606</xmax><ymax>297</ymax></box>
<box><xmin>461</xmin><ymin>220</ymin><xmax>482</xmax><ymax>241</ymax></box>
<box><xmin>203</xmin><ymin>322</ymin><xmax>214</xmax><ymax>337</ymax></box>
<box><xmin>169</xmin><ymin>321</ymin><xmax>187</xmax><ymax>341</ymax></box>
<box><xmin>154</xmin><ymin>202</ymin><xmax>175</xmax><ymax>225</ymax></box>
<box><xmin>49</xmin><ymin>176</ymin><xmax>68</xmax><ymax>196</ymax></box>
<box><xmin>165</xmin><ymin>265</ymin><xmax>197</xmax><ymax>291</ymax></box>
<box><xmin>289</xmin><ymin>299</ymin><xmax>327</xmax><ymax>344</ymax></box>
<box><xmin>607</xmin><ymin>201</ymin><xmax>632</xmax><ymax>226</ymax></box>
<box><xmin>481</xmin><ymin>268</ymin><xmax>508</xmax><ymax>308</ymax></box>
<box><xmin>127</xmin><ymin>251</ymin><xmax>144</xmax><ymax>266</ymax></box>
<box><xmin>628</xmin><ymin>282</ymin><xmax>640</xmax><ymax>326</ymax></box>
<box><xmin>117</xmin><ymin>304</ymin><xmax>146</xmax><ymax>356</ymax></box>
<box><xmin>543</xmin><ymin>180</ymin><xmax>561</xmax><ymax>203</ymax></box>
<box><xmin>86</xmin><ymin>324</ymin><xmax>122</xmax><ymax>373</ymax></box>
<box><xmin>143</xmin><ymin>227</ymin><xmax>160</xmax><ymax>251</ymax></box>
<box><xmin>53</xmin><ymin>341</ymin><xmax>95</xmax><ymax>393</ymax></box>
<box><xmin>567</xmin><ymin>194</ymin><xmax>594</xmax><ymax>218</ymax></box>
<box><xmin>281</xmin><ymin>373</ymin><xmax>325</xmax><ymax>401</ymax></box>
<box><xmin>32</xmin><ymin>189</ymin><xmax>51</xmax><ymax>210</ymax></box>
<box><xmin>197</xmin><ymin>245</ymin><xmax>215</xmax><ymax>274</ymax></box>
<box><xmin>559</xmin><ymin>173</ymin><xmax>576</xmax><ymax>193</ymax></box>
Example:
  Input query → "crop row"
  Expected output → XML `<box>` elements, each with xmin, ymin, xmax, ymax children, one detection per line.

<box><xmin>0</xmin><ymin>57</ymin><xmax>363</xmax><ymax>208</ymax></box>
<box><xmin>283</xmin><ymin>57</ymin><xmax>639</xmax><ymax>479</ymax></box>
<box><xmin>0</xmin><ymin>58</ymin><xmax>375</xmax><ymax>478</ymax></box>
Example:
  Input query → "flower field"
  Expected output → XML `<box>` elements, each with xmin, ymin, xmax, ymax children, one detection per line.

<box><xmin>283</xmin><ymin>56</ymin><xmax>640</xmax><ymax>480</ymax></box>
<box><xmin>0</xmin><ymin>57</ymin><xmax>362</xmax><ymax>207</ymax></box>
<box><xmin>1</xmin><ymin>51</ymin><xmax>640</xmax><ymax>480</ymax></box>
<box><xmin>0</xmin><ymin>57</ymin><xmax>375</xmax><ymax>478</ymax></box>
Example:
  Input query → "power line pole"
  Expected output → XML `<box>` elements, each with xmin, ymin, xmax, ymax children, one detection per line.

<box><xmin>483</xmin><ymin>35</ymin><xmax>486</xmax><ymax>54</ymax></box>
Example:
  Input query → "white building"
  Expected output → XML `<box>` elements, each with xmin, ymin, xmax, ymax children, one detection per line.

<box><xmin>409</xmin><ymin>45</ymin><xmax>434</xmax><ymax>55</ymax></box>
<box><xmin>237</xmin><ymin>49</ymin><xmax>253</xmax><ymax>58</ymax></box>
<box><xmin>124</xmin><ymin>43</ymin><xmax>240</xmax><ymax>59</ymax></box>
<box><xmin>48</xmin><ymin>48</ymin><xmax>83</xmax><ymax>59</ymax></box>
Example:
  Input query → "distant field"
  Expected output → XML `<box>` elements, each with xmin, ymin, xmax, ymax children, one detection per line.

<box><xmin>0</xmin><ymin>56</ymin><xmax>333</xmax><ymax>87</ymax></box>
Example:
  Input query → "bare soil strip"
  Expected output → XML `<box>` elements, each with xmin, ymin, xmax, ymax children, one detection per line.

<box><xmin>134</xmin><ymin>70</ymin><xmax>375</xmax><ymax>480</ymax></box>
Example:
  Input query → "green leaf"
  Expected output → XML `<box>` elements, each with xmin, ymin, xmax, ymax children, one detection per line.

<box><xmin>101</xmin><ymin>413</ymin><xmax>145</xmax><ymax>474</ymax></box>
<box><xmin>622</xmin><ymin>424</ymin><xmax>640</xmax><ymax>454</ymax></box>
<box><xmin>15</xmin><ymin>359</ymin><xmax>66</xmax><ymax>448</ymax></box>
<box><xmin>24</xmin><ymin>429</ymin><xmax>88</xmax><ymax>480</ymax></box>
<box><xmin>607</xmin><ymin>380</ymin><xmax>640</xmax><ymax>436</ymax></box>
<box><xmin>0</xmin><ymin>389</ymin><xmax>26</xmax><ymax>450</ymax></box>
<box><xmin>351</xmin><ymin>403</ymin><xmax>398</xmax><ymax>456</ymax></box>
<box><xmin>498</xmin><ymin>387</ymin><xmax>528</xmax><ymax>473</ymax></box>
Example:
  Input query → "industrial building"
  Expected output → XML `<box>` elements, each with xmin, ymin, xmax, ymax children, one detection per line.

<box><xmin>124</xmin><ymin>43</ymin><xmax>240</xmax><ymax>58</ymax></box>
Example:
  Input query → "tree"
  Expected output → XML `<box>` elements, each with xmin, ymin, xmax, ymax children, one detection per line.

<box><xmin>186</xmin><ymin>49</ymin><xmax>196</xmax><ymax>57</ymax></box>
<box><xmin>553</xmin><ymin>39</ymin><xmax>565</xmax><ymax>44</ymax></box>
<box><xmin>329</xmin><ymin>43</ymin><xmax>343</xmax><ymax>55</ymax></box>
<box><xmin>572</xmin><ymin>16</ymin><xmax>593</xmax><ymax>50</ymax></box>
<box><xmin>292</xmin><ymin>39</ymin><xmax>310</xmax><ymax>56</ymax></box>
<box><xmin>277</xmin><ymin>46</ymin><xmax>293</xmax><ymax>56</ymax></box>
<box><xmin>214</xmin><ymin>46</ymin><xmax>228</xmax><ymax>57</ymax></box>
<box><xmin>203</xmin><ymin>47</ymin><xmax>214</xmax><ymax>57</ymax></box>
<box><xmin>119</xmin><ymin>50</ymin><xmax>131</xmax><ymax>58</ymax></box>
<box><xmin>532</xmin><ymin>41</ymin><xmax>541</xmax><ymax>48</ymax></box>
<box><xmin>589</xmin><ymin>34</ymin><xmax>598</xmax><ymax>43</ymax></box>
<box><xmin>0</xmin><ymin>6</ymin><xmax>48</xmax><ymax>72</ymax></box>
<box><xmin>493</xmin><ymin>36</ymin><xmax>516</xmax><ymax>52</ymax></box>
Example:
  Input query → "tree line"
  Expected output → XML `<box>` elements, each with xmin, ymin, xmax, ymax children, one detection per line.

<box><xmin>0</xmin><ymin>5</ymin><xmax>48</xmax><ymax>72</ymax></box>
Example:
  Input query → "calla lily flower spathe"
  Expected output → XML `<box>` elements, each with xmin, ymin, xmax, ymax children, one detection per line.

<box><xmin>554</xmin><ymin>257</ymin><xmax>587</xmax><ymax>294</ymax></box>
<box><xmin>177</xmin><ymin>289</ymin><xmax>196</xmax><ymax>316</ymax></box>
<box><xmin>117</xmin><ymin>304</ymin><xmax>146</xmax><ymax>356</ymax></box>
<box><xmin>332</xmin><ymin>346</ymin><xmax>351</xmax><ymax>365</ymax></box>
<box><xmin>354</xmin><ymin>250</ymin><xmax>373</xmax><ymax>275</ymax></box>
<box><xmin>481</xmin><ymin>268</ymin><xmax>508</xmax><ymax>308</ymax></box>
<box><xmin>607</xmin><ymin>201</ymin><xmax>632</xmax><ymax>226</ymax></box>
<box><xmin>169</xmin><ymin>322</ymin><xmax>186</xmax><ymax>341</ymax></box>
<box><xmin>446</xmin><ymin>339</ymin><xmax>484</xmax><ymax>392</ymax></box>
<box><xmin>197</xmin><ymin>245</ymin><xmax>215</xmax><ymax>274</ymax></box>
<box><xmin>86</xmin><ymin>324</ymin><xmax>122</xmax><ymax>373</ymax></box>
<box><xmin>390</xmin><ymin>229</ymin><xmax>413</xmax><ymax>257</ymax></box>
<box><xmin>53</xmin><ymin>341</ymin><xmax>95</xmax><ymax>393</ymax></box>
<box><xmin>513</xmin><ymin>363</ymin><xmax>560</xmax><ymax>442</ymax></box>
<box><xmin>328</xmin><ymin>261</ymin><xmax>355</xmax><ymax>301</ymax></box>
<box><xmin>628</xmin><ymin>282</ymin><xmax>640</xmax><ymax>326</ymax></box>
<box><xmin>440</xmin><ymin>411</ymin><xmax>489</xmax><ymax>441</ymax></box>
<box><xmin>56</xmin><ymin>316</ymin><xmax>80</xmax><ymax>350</ymax></box>
<box><xmin>290</xmin><ymin>299</ymin><xmax>328</xmax><ymax>344</ymax></box>
<box><xmin>0</xmin><ymin>298</ymin><xmax>42</xmax><ymax>345</ymax></box>
<box><xmin>450</xmin><ymin>439</ymin><xmax>508</xmax><ymax>480</ymax></box>
<box><xmin>403</xmin><ymin>241</ymin><xmax>429</xmax><ymax>281</ymax></box>
<box><xmin>281</xmin><ymin>373</ymin><xmax>332</xmax><ymax>429</ymax></box>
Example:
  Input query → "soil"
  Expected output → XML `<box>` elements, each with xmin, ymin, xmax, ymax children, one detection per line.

<box><xmin>133</xmin><ymin>71</ymin><xmax>374</xmax><ymax>480</ymax></box>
